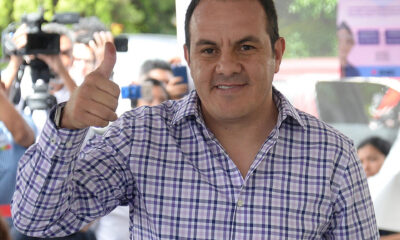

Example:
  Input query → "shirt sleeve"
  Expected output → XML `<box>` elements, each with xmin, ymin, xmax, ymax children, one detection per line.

<box><xmin>324</xmin><ymin>143</ymin><xmax>380</xmax><ymax>239</ymax></box>
<box><xmin>11</xmin><ymin>110</ymin><xmax>134</xmax><ymax>237</ymax></box>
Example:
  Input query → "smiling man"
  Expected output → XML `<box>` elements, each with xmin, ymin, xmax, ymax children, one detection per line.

<box><xmin>12</xmin><ymin>0</ymin><xmax>378</xmax><ymax>239</ymax></box>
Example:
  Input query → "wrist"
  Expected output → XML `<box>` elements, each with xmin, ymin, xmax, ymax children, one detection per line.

<box><xmin>54</xmin><ymin>102</ymin><xmax>69</xmax><ymax>129</ymax></box>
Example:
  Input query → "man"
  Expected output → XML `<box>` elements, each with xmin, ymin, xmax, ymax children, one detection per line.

<box><xmin>70</xmin><ymin>17</ymin><xmax>113</xmax><ymax>86</ymax></box>
<box><xmin>12</xmin><ymin>0</ymin><xmax>379</xmax><ymax>239</ymax></box>
<box><xmin>139</xmin><ymin>59</ymin><xmax>188</xmax><ymax>100</ymax></box>
<box><xmin>2</xmin><ymin>23</ymin><xmax>77</xmax><ymax>103</ymax></box>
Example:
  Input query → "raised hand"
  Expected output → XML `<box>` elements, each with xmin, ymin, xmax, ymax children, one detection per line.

<box><xmin>89</xmin><ymin>31</ymin><xmax>114</xmax><ymax>69</ymax></box>
<box><xmin>61</xmin><ymin>42</ymin><xmax>120</xmax><ymax>129</ymax></box>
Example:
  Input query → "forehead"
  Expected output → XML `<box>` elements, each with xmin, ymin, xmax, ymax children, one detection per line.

<box><xmin>60</xmin><ymin>35</ymin><xmax>72</xmax><ymax>48</ymax></box>
<box><xmin>190</xmin><ymin>0</ymin><xmax>268</xmax><ymax>40</ymax></box>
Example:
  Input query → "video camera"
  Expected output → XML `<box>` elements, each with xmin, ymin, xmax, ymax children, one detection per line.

<box><xmin>2</xmin><ymin>8</ymin><xmax>80</xmax><ymax>112</ymax></box>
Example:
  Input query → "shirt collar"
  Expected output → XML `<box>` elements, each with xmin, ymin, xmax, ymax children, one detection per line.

<box><xmin>171</xmin><ymin>88</ymin><xmax>306</xmax><ymax>130</ymax></box>
<box><xmin>171</xmin><ymin>90</ymin><xmax>201</xmax><ymax>125</ymax></box>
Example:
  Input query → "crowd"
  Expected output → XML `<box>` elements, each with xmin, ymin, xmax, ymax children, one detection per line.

<box><xmin>0</xmin><ymin>15</ymin><xmax>188</xmax><ymax>240</ymax></box>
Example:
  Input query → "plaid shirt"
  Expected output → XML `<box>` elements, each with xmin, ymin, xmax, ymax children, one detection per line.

<box><xmin>12</xmin><ymin>89</ymin><xmax>379</xmax><ymax>239</ymax></box>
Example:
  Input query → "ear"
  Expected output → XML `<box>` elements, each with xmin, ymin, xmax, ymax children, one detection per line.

<box><xmin>273</xmin><ymin>37</ymin><xmax>285</xmax><ymax>73</ymax></box>
<box><xmin>184</xmin><ymin>44</ymin><xmax>190</xmax><ymax>66</ymax></box>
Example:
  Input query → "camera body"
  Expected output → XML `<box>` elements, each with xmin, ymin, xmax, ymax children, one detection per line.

<box><xmin>121</xmin><ymin>85</ymin><xmax>142</xmax><ymax>99</ymax></box>
<box><xmin>2</xmin><ymin>11</ymin><xmax>80</xmax><ymax>56</ymax></box>
<box><xmin>171</xmin><ymin>65</ymin><xmax>188</xmax><ymax>84</ymax></box>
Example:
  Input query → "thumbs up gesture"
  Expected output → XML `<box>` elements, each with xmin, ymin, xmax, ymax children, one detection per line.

<box><xmin>61</xmin><ymin>42</ymin><xmax>120</xmax><ymax>129</ymax></box>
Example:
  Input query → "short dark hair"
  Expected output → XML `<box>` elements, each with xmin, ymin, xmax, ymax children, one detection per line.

<box><xmin>357</xmin><ymin>136</ymin><xmax>392</xmax><ymax>157</ymax></box>
<box><xmin>140</xmin><ymin>59</ymin><xmax>172</xmax><ymax>76</ymax></box>
<box><xmin>184</xmin><ymin>0</ymin><xmax>280</xmax><ymax>52</ymax></box>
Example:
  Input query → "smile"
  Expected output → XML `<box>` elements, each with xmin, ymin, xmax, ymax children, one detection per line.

<box><xmin>217</xmin><ymin>85</ymin><xmax>236</xmax><ymax>89</ymax></box>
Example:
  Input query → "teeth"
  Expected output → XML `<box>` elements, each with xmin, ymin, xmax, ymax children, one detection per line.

<box><xmin>217</xmin><ymin>86</ymin><xmax>234</xmax><ymax>89</ymax></box>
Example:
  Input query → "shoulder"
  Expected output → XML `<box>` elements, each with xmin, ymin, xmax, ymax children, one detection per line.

<box><xmin>298</xmin><ymin>109</ymin><xmax>354</xmax><ymax>147</ymax></box>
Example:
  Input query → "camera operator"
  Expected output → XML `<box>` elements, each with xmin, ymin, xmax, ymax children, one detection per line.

<box><xmin>1</xmin><ymin>23</ymin><xmax>77</xmax><ymax>134</ymax></box>
<box><xmin>2</xmin><ymin>23</ymin><xmax>77</xmax><ymax>104</ymax></box>
<box><xmin>139</xmin><ymin>59</ymin><xmax>188</xmax><ymax>100</ymax></box>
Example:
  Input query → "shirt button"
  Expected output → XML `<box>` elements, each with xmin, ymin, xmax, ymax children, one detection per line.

<box><xmin>237</xmin><ymin>200</ymin><xmax>244</xmax><ymax>207</ymax></box>
<box><xmin>50</xmin><ymin>138</ymin><xmax>56</xmax><ymax>144</ymax></box>
<box><xmin>66</xmin><ymin>141</ymin><xmax>72</xmax><ymax>148</ymax></box>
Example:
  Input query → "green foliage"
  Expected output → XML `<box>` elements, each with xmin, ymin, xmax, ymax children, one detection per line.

<box><xmin>131</xmin><ymin>0</ymin><xmax>177</xmax><ymax>34</ymax></box>
<box><xmin>277</xmin><ymin>0</ymin><xmax>338</xmax><ymax>58</ymax></box>
<box><xmin>0</xmin><ymin>0</ymin><xmax>177</xmax><ymax>58</ymax></box>
<box><xmin>0</xmin><ymin>0</ymin><xmax>176</xmax><ymax>35</ymax></box>
<box><xmin>289</xmin><ymin>0</ymin><xmax>337</xmax><ymax>18</ymax></box>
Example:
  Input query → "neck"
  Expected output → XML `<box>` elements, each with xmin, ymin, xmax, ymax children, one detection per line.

<box><xmin>203</xmin><ymin>93</ymin><xmax>278</xmax><ymax>149</ymax></box>
<box><xmin>202</xmin><ymin>95</ymin><xmax>278</xmax><ymax>178</ymax></box>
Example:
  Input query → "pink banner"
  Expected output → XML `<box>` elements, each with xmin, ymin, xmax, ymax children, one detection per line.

<box><xmin>337</xmin><ymin>0</ymin><xmax>400</xmax><ymax>77</ymax></box>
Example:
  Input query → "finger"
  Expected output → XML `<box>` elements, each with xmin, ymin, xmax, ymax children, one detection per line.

<box><xmin>93</xmin><ymin>77</ymin><xmax>120</xmax><ymax>98</ymax></box>
<box><xmin>89</xmin><ymin>89</ymin><xmax>119</xmax><ymax>112</ymax></box>
<box><xmin>105</xmin><ymin>31</ymin><xmax>114</xmax><ymax>43</ymax></box>
<box><xmin>94</xmin><ymin>32</ymin><xmax>104</xmax><ymax>46</ymax></box>
<box><xmin>99</xmin><ymin>31</ymin><xmax>107</xmax><ymax>45</ymax></box>
<box><xmin>88</xmin><ymin>39</ymin><xmax>97</xmax><ymax>51</ymax></box>
<box><xmin>85</xmin><ymin>101</ymin><xmax>118</xmax><ymax>122</ymax></box>
<box><xmin>95</xmin><ymin>42</ymin><xmax>116</xmax><ymax>79</ymax></box>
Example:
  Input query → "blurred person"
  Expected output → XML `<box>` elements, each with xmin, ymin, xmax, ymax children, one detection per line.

<box><xmin>70</xmin><ymin>19</ymin><xmax>113</xmax><ymax>86</ymax></box>
<box><xmin>13</xmin><ymin>0</ymin><xmax>378</xmax><ymax>239</ymax></box>
<box><xmin>1</xmin><ymin>23</ymin><xmax>77</xmax><ymax>135</ymax></box>
<box><xmin>357</xmin><ymin>137</ymin><xmax>400</xmax><ymax>239</ymax></box>
<box><xmin>131</xmin><ymin>78</ymin><xmax>170</xmax><ymax>108</ymax></box>
<box><xmin>357</xmin><ymin>136</ymin><xmax>392</xmax><ymax>178</ymax></box>
<box><xmin>2</xmin><ymin>23</ymin><xmax>77</xmax><ymax>104</ymax></box>
<box><xmin>0</xmin><ymin>77</ymin><xmax>36</xmax><ymax>233</ymax></box>
<box><xmin>0</xmin><ymin>216</ymin><xmax>11</xmax><ymax>240</ymax></box>
<box><xmin>337</xmin><ymin>22</ymin><xmax>360</xmax><ymax>77</ymax></box>
<box><xmin>140</xmin><ymin>59</ymin><xmax>188</xmax><ymax>100</ymax></box>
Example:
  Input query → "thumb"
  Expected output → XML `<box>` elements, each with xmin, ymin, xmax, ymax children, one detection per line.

<box><xmin>96</xmin><ymin>41</ymin><xmax>116</xmax><ymax>79</ymax></box>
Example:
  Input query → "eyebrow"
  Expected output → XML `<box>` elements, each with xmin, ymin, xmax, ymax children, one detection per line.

<box><xmin>237</xmin><ymin>36</ymin><xmax>262</xmax><ymax>44</ymax></box>
<box><xmin>195</xmin><ymin>39</ymin><xmax>217</xmax><ymax>47</ymax></box>
<box><xmin>195</xmin><ymin>36</ymin><xmax>262</xmax><ymax>47</ymax></box>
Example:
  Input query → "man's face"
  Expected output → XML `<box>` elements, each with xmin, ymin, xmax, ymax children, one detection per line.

<box><xmin>147</xmin><ymin>68</ymin><xmax>173</xmax><ymax>85</ymax></box>
<box><xmin>137</xmin><ymin>85</ymin><xmax>169</xmax><ymax>107</ymax></box>
<box><xmin>185</xmin><ymin>0</ymin><xmax>284</xmax><ymax>123</ymax></box>
<box><xmin>72</xmin><ymin>43</ymin><xmax>96</xmax><ymax>78</ymax></box>
<box><xmin>358</xmin><ymin>144</ymin><xmax>386</xmax><ymax>178</ymax></box>
<box><xmin>60</xmin><ymin>35</ymin><xmax>73</xmax><ymax>69</ymax></box>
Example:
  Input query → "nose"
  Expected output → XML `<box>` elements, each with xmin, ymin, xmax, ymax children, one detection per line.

<box><xmin>215</xmin><ymin>50</ymin><xmax>241</xmax><ymax>76</ymax></box>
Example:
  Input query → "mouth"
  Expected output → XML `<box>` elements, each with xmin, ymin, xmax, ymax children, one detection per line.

<box><xmin>216</xmin><ymin>83</ymin><xmax>246</xmax><ymax>88</ymax></box>
<box><xmin>214</xmin><ymin>83</ymin><xmax>247</xmax><ymax>93</ymax></box>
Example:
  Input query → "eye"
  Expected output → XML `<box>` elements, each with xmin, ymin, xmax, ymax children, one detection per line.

<box><xmin>201</xmin><ymin>48</ymin><xmax>216</xmax><ymax>54</ymax></box>
<box><xmin>241</xmin><ymin>45</ymin><xmax>255</xmax><ymax>51</ymax></box>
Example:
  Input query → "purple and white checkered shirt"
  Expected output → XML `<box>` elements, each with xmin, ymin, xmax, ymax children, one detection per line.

<box><xmin>12</xmin><ymin>89</ymin><xmax>379</xmax><ymax>239</ymax></box>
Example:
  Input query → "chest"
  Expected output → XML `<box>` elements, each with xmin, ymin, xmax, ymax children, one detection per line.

<box><xmin>128</xmin><ymin>132</ymin><xmax>334</xmax><ymax>239</ymax></box>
